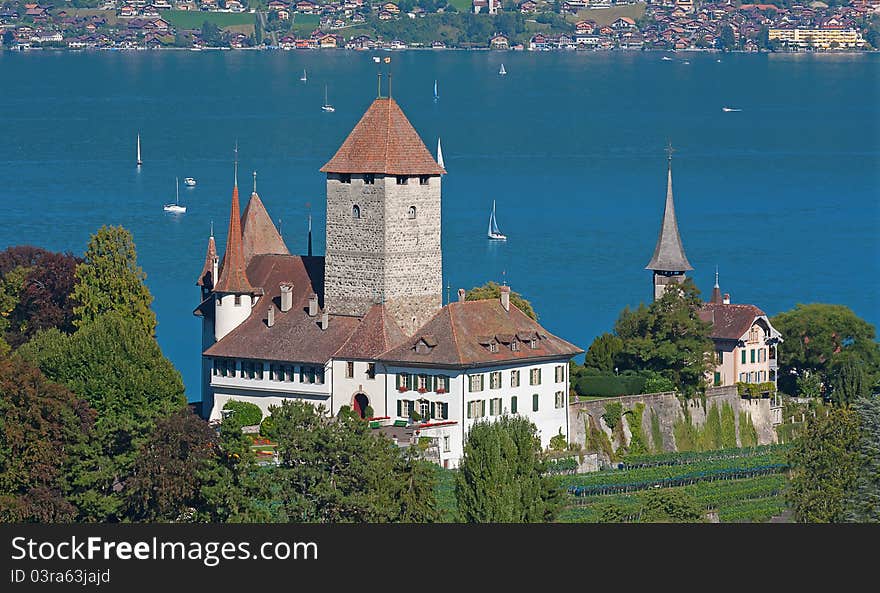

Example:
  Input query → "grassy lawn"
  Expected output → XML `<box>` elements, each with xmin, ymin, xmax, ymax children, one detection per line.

<box><xmin>67</xmin><ymin>9</ymin><xmax>121</xmax><ymax>26</ymax></box>
<box><xmin>448</xmin><ymin>0</ymin><xmax>473</xmax><ymax>11</ymax></box>
<box><xmin>568</xmin><ymin>3</ymin><xmax>647</xmax><ymax>26</ymax></box>
<box><xmin>291</xmin><ymin>13</ymin><xmax>321</xmax><ymax>35</ymax></box>
<box><xmin>162</xmin><ymin>10</ymin><xmax>256</xmax><ymax>30</ymax></box>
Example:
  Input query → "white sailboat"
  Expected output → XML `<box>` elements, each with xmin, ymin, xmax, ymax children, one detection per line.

<box><xmin>322</xmin><ymin>85</ymin><xmax>335</xmax><ymax>112</ymax></box>
<box><xmin>433</xmin><ymin>79</ymin><xmax>438</xmax><ymax>101</ymax></box>
<box><xmin>487</xmin><ymin>200</ymin><xmax>506</xmax><ymax>240</ymax></box>
<box><xmin>300</xmin><ymin>69</ymin><xmax>307</xmax><ymax>82</ymax></box>
<box><xmin>136</xmin><ymin>133</ymin><xmax>142</xmax><ymax>166</ymax></box>
<box><xmin>436</xmin><ymin>137</ymin><xmax>444</xmax><ymax>168</ymax></box>
<box><xmin>499</xmin><ymin>63</ymin><xmax>506</xmax><ymax>76</ymax></box>
<box><xmin>164</xmin><ymin>177</ymin><xmax>186</xmax><ymax>213</ymax></box>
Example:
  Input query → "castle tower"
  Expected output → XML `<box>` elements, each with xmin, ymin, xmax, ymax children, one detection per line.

<box><xmin>213</xmin><ymin>154</ymin><xmax>258</xmax><ymax>341</ymax></box>
<box><xmin>645</xmin><ymin>146</ymin><xmax>693</xmax><ymax>301</ymax></box>
<box><xmin>320</xmin><ymin>93</ymin><xmax>446</xmax><ymax>335</ymax></box>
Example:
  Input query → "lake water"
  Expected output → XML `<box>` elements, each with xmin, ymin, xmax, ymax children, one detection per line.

<box><xmin>1</xmin><ymin>49</ymin><xmax>877</xmax><ymax>402</ymax></box>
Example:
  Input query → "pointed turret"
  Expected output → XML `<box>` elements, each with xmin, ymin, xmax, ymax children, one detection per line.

<box><xmin>711</xmin><ymin>266</ymin><xmax>722</xmax><ymax>304</ymax></box>
<box><xmin>646</xmin><ymin>145</ymin><xmax>693</xmax><ymax>301</ymax></box>
<box><xmin>241</xmin><ymin>170</ymin><xmax>290</xmax><ymax>264</ymax></box>
<box><xmin>197</xmin><ymin>223</ymin><xmax>217</xmax><ymax>292</ymax></box>
<box><xmin>214</xmin><ymin>150</ymin><xmax>254</xmax><ymax>295</ymax></box>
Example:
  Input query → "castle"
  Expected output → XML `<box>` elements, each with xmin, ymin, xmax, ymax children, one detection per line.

<box><xmin>645</xmin><ymin>149</ymin><xmax>783</xmax><ymax>390</ymax></box>
<box><xmin>195</xmin><ymin>93</ymin><xmax>582</xmax><ymax>468</ymax></box>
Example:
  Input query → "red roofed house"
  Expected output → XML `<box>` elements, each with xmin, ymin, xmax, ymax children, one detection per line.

<box><xmin>195</xmin><ymin>96</ymin><xmax>583</xmax><ymax>467</ymax></box>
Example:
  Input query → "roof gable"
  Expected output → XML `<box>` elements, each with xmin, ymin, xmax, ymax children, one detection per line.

<box><xmin>241</xmin><ymin>191</ymin><xmax>290</xmax><ymax>264</ymax></box>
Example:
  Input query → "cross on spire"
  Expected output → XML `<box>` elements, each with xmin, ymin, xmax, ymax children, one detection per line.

<box><xmin>665</xmin><ymin>140</ymin><xmax>675</xmax><ymax>164</ymax></box>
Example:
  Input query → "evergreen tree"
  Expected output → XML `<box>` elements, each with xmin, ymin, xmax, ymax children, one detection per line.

<box><xmin>584</xmin><ymin>332</ymin><xmax>623</xmax><ymax>373</ymax></box>
<box><xmin>829</xmin><ymin>356</ymin><xmax>872</xmax><ymax>406</ymax></box>
<box><xmin>455</xmin><ymin>415</ymin><xmax>560</xmax><ymax>522</ymax></box>
<box><xmin>787</xmin><ymin>406</ymin><xmax>861</xmax><ymax>523</ymax></box>
<box><xmin>845</xmin><ymin>397</ymin><xmax>880</xmax><ymax>522</ymax></box>
<box><xmin>72</xmin><ymin>225</ymin><xmax>157</xmax><ymax>337</ymax></box>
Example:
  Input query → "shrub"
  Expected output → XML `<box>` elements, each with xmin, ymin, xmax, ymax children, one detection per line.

<box><xmin>650</xmin><ymin>409</ymin><xmax>664</xmax><ymax>453</ymax></box>
<box><xmin>721</xmin><ymin>402</ymin><xmax>737</xmax><ymax>449</ymax></box>
<box><xmin>223</xmin><ymin>400</ymin><xmax>262</xmax><ymax>427</ymax></box>
<box><xmin>738</xmin><ymin>411</ymin><xmax>759</xmax><ymax>447</ymax></box>
<box><xmin>602</xmin><ymin>402</ymin><xmax>623</xmax><ymax>430</ymax></box>
<box><xmin>549</xmin><ymin>429</ymin><xmax>567</xmax><ymax>452</ymax></box>
<box><xmin>259</xmin><ymin>414</ymin><xmax>276</xmax><ymax>439</ymax></box>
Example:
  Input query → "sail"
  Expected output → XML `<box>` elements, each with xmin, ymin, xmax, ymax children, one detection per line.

<box><xmin>433</xmin><ymin>79</ymin><xmax>438</xmax><ymax>99</ymax></box>
<box><xmin>488</xmin><ymin>201</ymin><xmax>501</xmax><ymax>236</ymax></box>
<box><xmin>136</xmin><ymin>134</ymin><xmax>141</xmax><ymax>164</ymax></box>
<box><xmin>437</xmin><ymin>137</ymin><xmax>444</xmax><ymax>168</ymax></box>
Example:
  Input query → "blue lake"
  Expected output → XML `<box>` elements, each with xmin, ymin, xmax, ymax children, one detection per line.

<box><xmin>1</xmin><ymin>49</ymin><xmax>877</xmax><ymax>402</ymax></box>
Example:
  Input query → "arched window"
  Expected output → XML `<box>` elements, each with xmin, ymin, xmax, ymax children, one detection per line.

<box><xmin>408</xmin><ymin>206</ymin><xmax>416</xmax><ymax>219</ymax></box>
<box><xmin>352</xmin><ymin>204</ymin><xmax>361</xmax><ymax>219</ymax></box>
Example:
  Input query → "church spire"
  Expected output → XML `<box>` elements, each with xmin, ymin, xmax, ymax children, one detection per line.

<box><xmin>645</xmin><ymin>143</ymin><xmax>693</xmax><ymax>273</ymax></box>
<box><xmin>711</xmin><ymin>265</ymin><xmax>722</xmax><ymax>304</ymax></box>
<box><xmin>196</xmin><ymin>223</ymin><xmax>217</xmax><ymax>290</ymax></box>
<box><xmin>213</xmin><ymin>146</ymin><xmax>254</xmax><ymax>294</ymax></box>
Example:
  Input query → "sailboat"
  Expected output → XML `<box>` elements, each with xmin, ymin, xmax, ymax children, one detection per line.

<box><xmin>300</xmin><ymin>69</ymin><xmax>307</xmax><ymax>82</ymax></box>
<box><xmin>433</xmin><ymin>79</ymin><xmax>438</xmax><ymax>101</ymax></box>
<box><xmin>499</xmin><ymin>63</ymin><xmax>506</xmax><ymax>76</ymax></box>
<box><xmin>322</xmin><ymin>85</ymin><xmax>335</xmax><ymax>112</ymax></box>
<box><xmin>436</xmin><ymin>137</ymin><xmax>444</xmax><ymax>168</ymax></box>
<box><xmin>163</xmin><ymin>177</ymin><xmax>186</xmax><ymax>213</ymax></box>
<box><xmin>487</xmin><ymin>200</ymin><xmax>506</xmax><ymax>241</ymax></box>
<box><xmin>136</xmin><ymin>134</ymin><xmax>142</xmax><ymax>166</ymax></box>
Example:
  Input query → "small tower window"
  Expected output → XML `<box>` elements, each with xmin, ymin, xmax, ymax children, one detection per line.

<box><xmin>363</xmin><ymin>174</ymin><xmax>375</xmax><ymax>185</ymax></box>
<box><xmin>396</xmin><ymin>176</ymin><xmax>408</xmax><ymax>185</ymax></box>
<box><xmin>408</xmin><ymin>206</ymin><xmax>416</xmax><ymax>219</ymax></box>
<box><xmin>352</xmin><ymin>204</ymin><xmax>361</xmax><ymax>219</ymax></box>
<box><xmin>340</xmin><ymin>173</ymin><xmax>351</xmax><ymax>184</ymax></box>
<box><xmin>419</xmin><ymin>176</ymin><xmax>430</xmax><ymax>185</ymax></box>
<box><xmin>234</xmin><ymin>295</ymin><xmax>241</xmax><ymax>306</ymax></box>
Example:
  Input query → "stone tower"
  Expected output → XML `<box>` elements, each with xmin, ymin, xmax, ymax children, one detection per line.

<box><xmin>320</xmin><ymin>95</ymin><xmax>446</xmax><ymax>335</ymax></box>
<box><xmin>645</xmin><ymin>148</ymin><xmax>692</xmax><ymax>301</ymax></box>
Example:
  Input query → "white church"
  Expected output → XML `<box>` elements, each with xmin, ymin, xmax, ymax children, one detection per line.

<box><xmin>194</xmin><ymin>91</ymin><xmax>583</xmax><ymax>468</ymax></box>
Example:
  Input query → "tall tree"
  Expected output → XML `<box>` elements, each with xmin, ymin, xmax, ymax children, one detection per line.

<box><xmin>0</xmin><ymin>355</ymin><xmax>94</xmax><ymax>522</ymax></box>
<box><xmin>584</xmin><ymin>332</ymin><xmax>623</xmax><ymax>373</ymax></box>
<box><xmin>71</xmin><ymin>225</ymin><xmax>157</xmax><ymax>336</ymax></box>
<box><xmin>19</xmin><ymin>313</ymin><xmax>186</xmax><ymax>521</ymax></box>
<box><xmin>125</xmin><ymin>408</ymin><xmax>219</xmax><ymax>522</ymax></box>
<box><xmin>455</xmin><ymin>415</ymin><xmax>560</xmax><ymax>522</ymax></box>
<box><xmin>845</xmin><ymin>397</ymin><xmax>880</xmax><ymax>522</ymax></box>
<box><xmin>613</xmin><ymin>279</ymin><xmax>713</xmax><ymax>397</ymax></box>
<box><xmin>787</xmin><ymin>406</ymin><xmax>861</xmax><ymax>523</ymax></box>
<box><xmin>829</xmin><ymin>356</ymin><xmax>872</xmax><ymax>406</ymax></box>
<box><xmin>466</xmin><ymin>281</ymin><xmax>537</xmax><ymax>320</ymax></box>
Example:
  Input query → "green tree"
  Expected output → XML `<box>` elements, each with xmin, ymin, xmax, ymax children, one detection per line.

<box><xmin>584</xmin><ymin>332</ymin><xmax>623</xmax><ymax>373</ymax></box>
<box><xmin>772</xmin><ymin>304</ymin><xmax>880</xmax><ymax>394</ymax></box>
<box><xmin>455</xmin><ymin>415</ymin><xmax>560</xmax><ymax>522</ymax></box>
<box><xmin>201</xmin><ymin>21</ymin><xmax>223</xmax><ymax>46</ymax></box>
<box><xmin>829</xmin><ymin>356</ymin><xmax>872</xmax><ymax>406</ymax></box>
<box><xmin>640</xmin><ymin>488</ymin><xmax>704</xmax><ymax>523</ymax></box>
<box><xmin>0</xmin><ymin>355</ymin><xmax>94</xmax><ymax>522</ymax></box>
<box><xmin>614</xmin><ymin>279</ymin><xmax>713</xmax><ymax>398</ymax></box>
<box><xmin>125</xmin><ymin>408</ymin><xmax>219</xmax><ymax>522</ymax></box>
<box><xmin>796</xmin><ymin>370</ymin><xmax>823</xmax><ymax>399</ymax></box>
<box><xmin>720</xmin><ymin>402</ymin><xmax>737</xmax><ymax>449</ymax></box>
<box><xmin>223</xmin><ymin>400</ymin><xmax>263</xmax><ymax>427</ymax></box>
<box><xmin>2</xmin><ymin>30</ymin><xmax>13</xmax><ymax>48</ymax></box>
<box><xmin>72</xmin><ymin>226</ymin><xmax>157</xmax><ymax>337</ymax></box>
<box><xmin>717</xmin><ymin>24</ymin><xmax>735</xmax><ymax>50</ymax></box>
<box><xmin>466</xmin><ymin>281</ymin><xmax>537</xmax><ymax>320</ymax></box>
<box><xmin>787</xmin><ymin>406</ymin><xmax>861</xmax><ymax>523</ymax></box>
<box><xmin>845</xmin><ymin>396</ymin><xmax>880</xmax><ymax>522</ymax></box>
<box><xmin>19</xmin><ymin>313</ymin><xmax>186</xmax><ymax>521</ymax></box>
<box><xmin>265</xmin><ymin>401</ymin><xmax>438</xmax><ymax>523</ymax></box>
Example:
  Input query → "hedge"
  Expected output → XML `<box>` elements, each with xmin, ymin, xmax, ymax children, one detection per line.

<box><xmin>575</xmin><ymin>375</ymin><xmax>647</xmax><ymax>397</ymax></box>
<box><xmin>223</xmin><ymin>400</ymin><xmax>263</xmax><ymax>427</ymax></box>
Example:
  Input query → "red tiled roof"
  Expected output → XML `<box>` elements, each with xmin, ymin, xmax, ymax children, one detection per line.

<box><xmin>699</xmin><ymin>302</ymin><xmax>766</xmax><ymax>341</ymax></box>
<box><xmin>205</xmin><ymin>254</ymin><xmax>360</xmax><ymax>364</ymax></box>
<box><xmin>320</xmin><ymin>97</ymin><xmax>446</xmax><ymax>175</ymax></box>
<box><xmin>213</xmin><ymin>184</ymin><xmax>255</xmax><ymax>294</ymax></box>
<box><xmin>334</xmin><ymin>303</ymin><xmax>408</xmax><ymax>359</ymax></box>
<box><xmin>241</xmin><ymin>191</ymin><xmax>289</xmax><ymax>265</ymax></box>
<box><xmin>378</xmin><ymin>299</ymin><xmax>583</xmax><ymax>367</ymax></box>
<box><xmin>196</xmin><ymin>234</ymin><xmax>216</xmax><ymax>287</ymax></box>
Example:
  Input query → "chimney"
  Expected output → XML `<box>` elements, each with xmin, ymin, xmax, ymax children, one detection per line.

<box><xmin>308</xmin><ymin>293</ymin><xmax>318</xmax><ymax>317</ymax></box>
<box><xmin>280</xmin><ymin>283</ymin><xmax>293</xmax><ymax>312</ymax></box>
<box><xmin>320</xmin><ymin>312</ymin><xmax>329</xmax><ymax>330</ymax></box>
<box><xmin>457</xmin><ymin>288</ymin><xmax>466</xmax><ymax>303</ymax></box>
<box><xmin>267</xmin><ymin>306</ymin><xmax>275</xmax><ymax>327</ymax></box>
<box><xmin>500</xmin><ymin>285</ymin><xmax>510</xmax><ymax>312</ymax></box>
<box><xmin>723</xmin><ymin>293</ymin><xmax>731</xmax><ymax>305</ymax></box>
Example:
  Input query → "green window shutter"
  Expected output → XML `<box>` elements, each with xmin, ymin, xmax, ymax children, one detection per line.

<box><xmin>481</xmin><ymin>400</ymin><xmax>486</xmax><ymax>417</ymax></box>
<box><xmin>427</xmin><ymin>374</ymin><xmax>434</xmax><ymax>392</ymax></box>
<box><xmin>511</xmin><ymin>396</ymin><xmax>517</xmax><ymax>414</ymax></box>
<box><xmin>442</xmin><ymin>403</ymin><xmax>448</xmax><ymax>419</ymax></box>
<box><xmin>397</xmin><ymin>400</ymin><xmax>402</xmax><ymax>417</ymax></box>
<box><xmin>533</xmin><ymin>393</ymin><xmax>539</xmax><ymax>411</ymax></box>
<box><xmin>741</xmin><ymin>350</ymin><xmax>746</xmax><ymax>364</ymax></box>
<box><xmin>751</xmin><ymin>349</ymin><xmax>756</xmax><ymax>363</ymax></box>
<box><xmin>397</xmin><ymin>373</ymin><xmax>403</xmax><ymax>388</ymax></box>
<box><xmin>430</xmin><ymin>402</ymin><xmax>436</xmax><ymax>419</ymax></box>
<box><xmin>467</xmin><ymin>402</ymin><xmax>472</xmax><ymax>419</ymax></box>
<box><xmin>406</xmin><ymin>373</ymin><xmax>412</xmax><ymax>389</ymax></box>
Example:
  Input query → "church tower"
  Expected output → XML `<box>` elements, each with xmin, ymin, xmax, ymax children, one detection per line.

<box><xmin>320</xmin><ymin>89</ymin><xmax>446</xmax><ymax>335</ymax></box>
<box><xmin>645</xmin><ymin>146</ymin><xmax>692</xmax><ymax>301</ymax></box>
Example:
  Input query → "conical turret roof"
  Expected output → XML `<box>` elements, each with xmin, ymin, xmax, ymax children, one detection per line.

<box><xmin>214</xmin><ymin>182</ymin><xmax>255</xmax><ymax>294</ymax></box>
<box><xmin>320</xmin><ymin>97</ymin><xmax>446</xmax><ymax>175</ymax></box>
<box><xmin>196</xmin><ymin>233</ymin><xmax>217</xmax><ymax>288</ymax></box>
<box><xmin>645</xmin><ymin>160</ymin><xmax>693</xmax><ymax>272</ymax></box>
<box><xmin>241</xmin><ymin>190</ymin><xmax>289</xmax><ymax>265</ymax></box>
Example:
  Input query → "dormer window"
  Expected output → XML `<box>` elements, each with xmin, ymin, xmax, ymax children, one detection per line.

<box><xmin>413</xmin><ymin>335</ymin><xmax>437</xmax><ymax>354</ymax></box>
<box><xmin>352</xmin><ymin>204</ymin><xmax>361</xmax><ymax>219</ymax></box>
<box><xmin>530</xmin><ymin>339</ymin><xmax>537</xmax><ymax>349</ymax></box>
<box><xmin>364</xmin><ymin>174</ymin><xmax>375</xmax><ymax>185</ymax></box>
<box><xmin>489</xmin><ymin>341</ymin><xmax>498</xmax><ymax>353</ymax></box>
<box><xmin>419</xmin><ymin>176</ymin><xmax>429</xmax><ymax>185</ymax></box>
<box><xmin>234</xmin><ymin>295</ymin><xmax>241</xmax><ymax>306</ymax></box>
<box><xmin>340</xmin><ymin>173</ymin><xmax>351</xmax><ymax>184</ymax></box>
<box><xmin>396</xmin><ymin>176</ymin><xmax>408</xmax><ymax>185</ymax></box>
<box><xmin>408</xmin><ymin>206</ymin><xmax>416</xmax><ymax>219</ymax></box>
<box><xmin>511</xmin><ymin>339</ymin><xmax>519</xmax><ymax>352</ymax></box>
